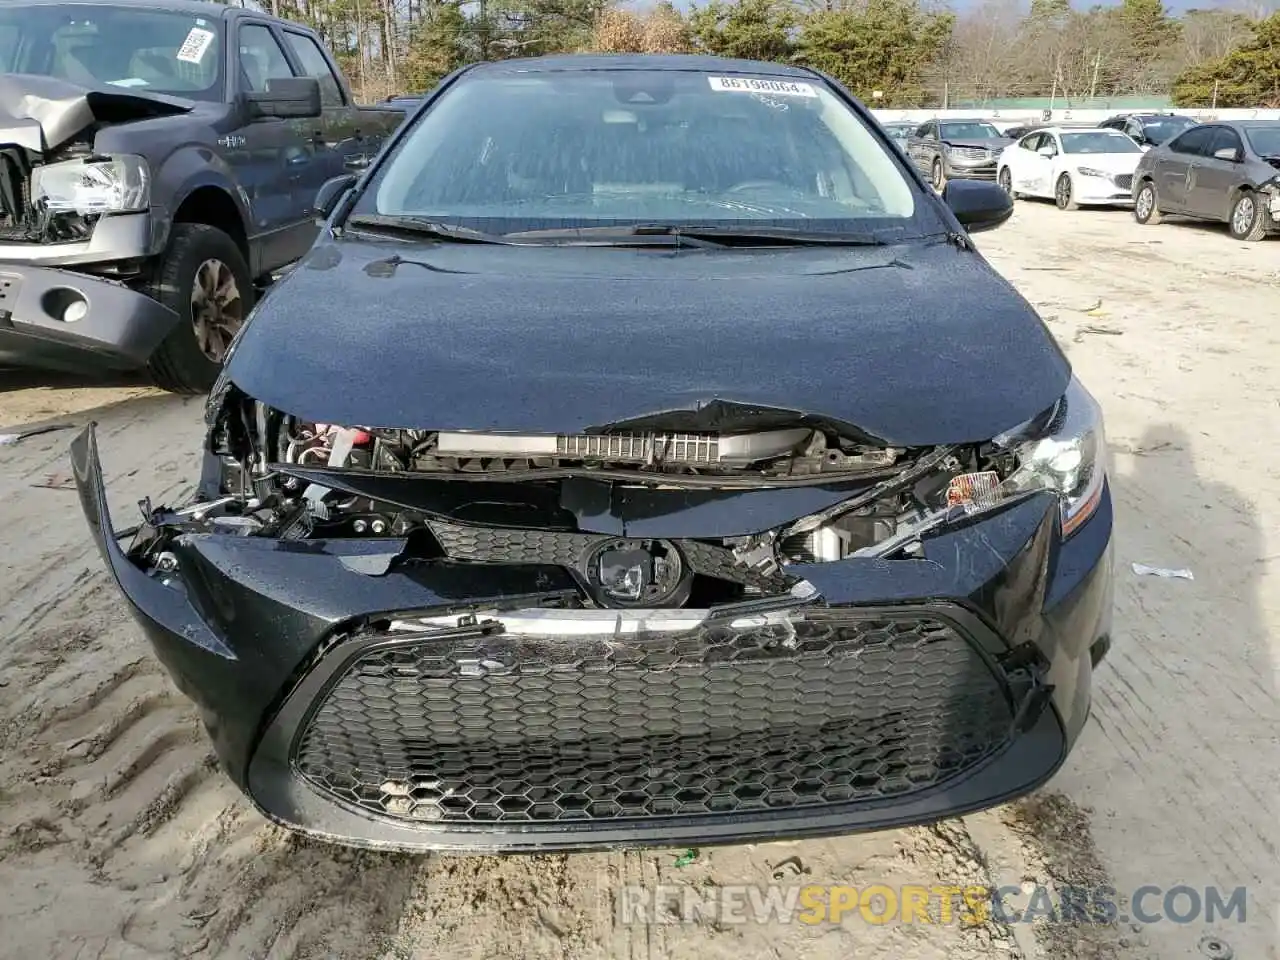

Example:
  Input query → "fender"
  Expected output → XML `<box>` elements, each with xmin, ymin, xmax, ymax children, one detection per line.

<box><xmin>152</xmin><ymin>146</ymin><xmax>253</xmax><ymax>256</ymax></box>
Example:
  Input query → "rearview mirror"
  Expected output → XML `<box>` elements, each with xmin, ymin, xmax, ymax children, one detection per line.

<box><xmin>942</xmin><ymin>179</ymin><xmax>1013</xmax><ymax>233</ymax></box>
<box><xmin>314</xmin><ymin>173</ymin><xmax>358</xmax><ymax>219</ymax></box>
<box><xmin>245</xmin><ymin>77</ymin><xmax>322</xmax><ymax>120</ymax></box>
<box><xmin>1212</xmin><ymin>147</ymin><xmax>1240</xmax><ymax>162</ymax></box>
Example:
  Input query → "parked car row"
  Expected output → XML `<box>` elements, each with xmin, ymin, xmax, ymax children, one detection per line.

<box><xmin>880</xmin><ymin>112</ymin><xmax>1280</xmax><ymax>242</ymax></box>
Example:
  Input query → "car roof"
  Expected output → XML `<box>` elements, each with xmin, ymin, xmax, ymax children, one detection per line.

<box><xmin>466</xmin><ymin>54</ymin><xmax>816</xmax><ymax>79</ymax></box>
<box><xmin>4</xmin><ymin>0</ymin><xmax>289</xmax><ymax>20</ymax></box>
<box><xmin>1042</xmin><ymin>126</ymin><xmax>1125</xmax><ymax>135</ymax></box>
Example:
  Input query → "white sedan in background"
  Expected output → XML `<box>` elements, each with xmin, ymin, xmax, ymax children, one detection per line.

<box><xmin>997</xmin><ymin>127</ymin><xmax>1145</xmax><ymax>210</ymax></box>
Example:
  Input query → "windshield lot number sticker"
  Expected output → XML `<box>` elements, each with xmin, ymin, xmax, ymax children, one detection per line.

<box><xmin>176</xmin><ymin>27</ymin><xmax>215</xmax><ymax>64</ymax></box>
<box><xmin>708</xmin><ymin>76</ymin><xmax>817</xmax><ymax>98</ymax></box>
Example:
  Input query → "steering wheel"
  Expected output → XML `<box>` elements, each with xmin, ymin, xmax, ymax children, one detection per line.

<box><xmin>725</xmin><ymin>180</ymin><xmax>787</xmax><ymax>194</ymax></box>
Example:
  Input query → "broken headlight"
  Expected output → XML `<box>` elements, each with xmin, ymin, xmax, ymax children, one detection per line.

<box><xmin>997</xmin><ymin>376</ymin><xmax>1106</xmax><ymax>538</ymax></box>
<box><xmin>31</xmin><ymin>154</ymin><xmax>151</xmax><ymax>215</ymax></box>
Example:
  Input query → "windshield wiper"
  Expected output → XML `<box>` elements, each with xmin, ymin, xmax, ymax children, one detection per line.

<box><xmin>343</xmin><ymin>215</ymin><xmax>509</xmax><ymax>244</ymax></box>
<box><xmin>504</xmin><ymin>224</ymin><xmax>886</xmax><ymax>247</ymax></box>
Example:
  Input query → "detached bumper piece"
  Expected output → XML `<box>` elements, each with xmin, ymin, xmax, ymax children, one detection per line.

<box><xmin>0</xmin><ymin>264</ymin><xmax>179</xmax><ymax>373</ymax></box>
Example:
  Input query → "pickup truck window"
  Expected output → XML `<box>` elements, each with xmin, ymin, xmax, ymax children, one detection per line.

<box><xmin>239</xmin><ymin>23</ymin><xmax>296</xmax><ymax>93</ymax></box>
<box><xmin>284</xmin><ymin>32</ymin><xmax>345</xmax><ymax>107</ymax></box>
<box><xmin>0</xmin><ymin>3</ymin><xmax>223</xmax><ymax>100</ymax></box>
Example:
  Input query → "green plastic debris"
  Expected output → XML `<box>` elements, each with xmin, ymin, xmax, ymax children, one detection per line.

<box><xmin>674</xmin><ymin>848</ymin><xmax>699</xmax><ymax>867</ymax></box>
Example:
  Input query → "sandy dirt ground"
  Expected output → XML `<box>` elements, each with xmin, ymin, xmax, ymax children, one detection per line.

<box><xmin>0</xmin><ymin>202</ymin><xmax>1276</xmax><ymax>960</ymax></box>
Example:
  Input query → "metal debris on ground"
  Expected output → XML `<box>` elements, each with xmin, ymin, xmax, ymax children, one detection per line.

<box><xmin>673</xmin><ymin>848</ymin><xmax>699</xmax><ymax>868</ymax></box>
<box><xmin>1074</xmin><ymin>324</ymin><xmax>1124</xmax><ymax>343</ymax></box>
<box><xmin>1131</xmin><ymin>562</ymin><xmax>1194</xmax><ymax>580</ymax></box>
<box><xmin>32</xmin><ymin>473</ymin><xmax>77</xmax><ymax>490</ymax></box>
<box><xmin>1198</xmin><ymin>935</ymin><xmax>1233</xmax><ymax>960</ymax></box>
<box><xmin>0</xmin><ymin>423</ymin><xmax>74</xmax><ymax>446</ymax></box>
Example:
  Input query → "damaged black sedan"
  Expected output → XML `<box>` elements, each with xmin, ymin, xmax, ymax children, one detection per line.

<box><xmin>74</xmin><ymin>55</ymin><xmax>1114</xmax><ymax>852</ymax></box>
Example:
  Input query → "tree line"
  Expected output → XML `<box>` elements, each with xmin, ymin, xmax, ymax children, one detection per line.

<box><xmin>235</xmin><ymin>0</ymin><xmax>1280</xmax><ymax>108</ymax></box>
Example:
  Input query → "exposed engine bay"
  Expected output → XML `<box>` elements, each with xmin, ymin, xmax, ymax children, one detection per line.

<box><xmin>128</xmin><ymin>390</ymin><xmax>1043</xmax><ymax>610</ymax></box>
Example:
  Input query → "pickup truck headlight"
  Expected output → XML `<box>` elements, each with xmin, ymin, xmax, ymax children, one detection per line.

<box><xmin>1076</xmin><ymin>167</ymin><xmax>1110</xmax><ymax>178</ymax></box>
<box><xmin>31</xmin><ymin>155</ymin><xmax>150</xmax><ymax>215</ymax></box>
<box><xmin>995</xmin><ymin>377</ymin><xmax>1107</xmax><ymax>538</ymax></box>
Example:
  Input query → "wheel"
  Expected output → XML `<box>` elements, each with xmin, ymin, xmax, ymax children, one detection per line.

<box><xmin>998</xmin><ymin>166</ymin><xmax>1018</xmax><ymax>199</ymax></box>
<box><xmin>931</xmin><ymin>158</ymin><xmax>945</xmax><ymax>191</ymax></box>
<box><xmin>1133</xmin><ymin>180</ymin><xmax>1162</xmax><ymax>224</ymax></box>
<box><xmin>141</xmin><ymin>223</ymin><xmax>253</xmax><ymax>394</ymax></box>
<box><xmin>1054</xmin><ymin>173</ymin><xmax>1079</xmax><ymax>211</ymax></box>
<box><xmin>1228</xmin><ymin>191</ymin><xmax>1268</xmax><ymax>242</ymax></box>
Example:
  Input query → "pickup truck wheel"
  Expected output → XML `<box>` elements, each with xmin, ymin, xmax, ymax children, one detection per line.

<box><xmin>142</xmin><ymin>223</ymin><xmax>253</xmax><ymax>395</ymax></box>
<box><xmin>931</xmin><ymin>158</ymin><xmax>945</xmax><ymax>191</ymax></box>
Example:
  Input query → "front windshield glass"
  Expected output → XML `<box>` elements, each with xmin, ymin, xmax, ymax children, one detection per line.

<box><xmin>0</xmin><ymin>4</ymin><xmax>222</xmax><ymax>100</ymax></box>
<box><xmin>1142</xmin><ymin>117</ymin><xmax>1196</xmax><ymax>144</ymax></box>
<box><xmin>1243</xmin><ymin>125</ymin><xmax>1280</xmax><ymax>158</ymax></box>
<box><xmin>1060</xmin><ymin>132</ymin><xmax>1142</xmax><ymax>154</ymax></box>
<box><xmin>364</xmin><ymin>69</ymin><xmax>919</xmax><ymax>237</ymax></box>
<box><xmin>939</xmin><ymin>122</ymin><xmax>1002</xmax><ymax>140</ymax></box>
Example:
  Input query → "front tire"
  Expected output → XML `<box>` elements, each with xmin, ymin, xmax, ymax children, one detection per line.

<box><xmin>142</xmin><ymin>223</ymin><xmax>253</xmax><ymax>395</ymax></box>
<box><xmin>1134</xmin><ymin>180</ymin><xmax>1162</xmax><ymax>224</ymax></box>
<box><xmin>1055</xmin><ymin>173</ymin><xmax>1079</xmax><ymax>211</ymax></box>
<box><xmin>998</xmin><ymin>166</ymin><xmax>1018</xmax><ymax>199</ymax></box>
<box><xmin>1229</xmin><ymin>191</ymin><xmax>1268</xmax><ymax>242</ymax></box>
<box><xmin>931</xmin><ymin>158</ymin><xmax>946</xmax><ymax>191</ymax></box>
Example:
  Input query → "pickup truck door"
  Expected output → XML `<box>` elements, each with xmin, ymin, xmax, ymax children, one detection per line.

<box><xmin>282</xmin><ymin>30</ymin><xmax>378</xmax><ymax>178</ymax></box>
<box><xmin>230</xmin><ymin>20</ymin><xmax>321</xmax><ymax>273</ymax></box>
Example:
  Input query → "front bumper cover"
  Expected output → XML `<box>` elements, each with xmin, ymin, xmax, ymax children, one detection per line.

<box><xmin>0</xmin><ymin>262</ymin><xmax>178</xmax><ymax>373</ymax></box>
<box><xmin>72</xmin><ymin>423</ymin><xmax>1114</xmax><ymax>852</ymax></box>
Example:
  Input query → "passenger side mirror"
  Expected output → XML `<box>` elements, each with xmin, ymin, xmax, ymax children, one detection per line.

<box><xmin>942</xmin><ymin>179</ymin><xmax>1013</xmax><ymax>233</ymax></box>
<box><xmin>1212</xmin><ymin>147</ymin><xmax>1241</xmax><ymax>162</ymax></box>
<box><xmin>313</xmin><ymin>173</ymin><xmax>358</xmax><ymax>219</ymax></box>
<box><xmin>245</xmin><ymin>77</ymin><xmax>322</xmax><ymax>120</ymax></box>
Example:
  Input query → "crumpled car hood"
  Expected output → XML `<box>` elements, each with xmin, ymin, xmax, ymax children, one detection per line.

<box><xmin>221</xmin><ymin>235</ymin><xmax>1070</xmax><ymax>447</ymax></box>
<box><xmin>0</xmin><ymin>73</ymin><xmax>193</xmax><ymax>152</ymax></box>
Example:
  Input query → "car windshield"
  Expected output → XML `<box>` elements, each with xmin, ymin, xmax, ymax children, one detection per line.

<box><xmin>1243</xmin><ymin>125</ymin><xmax>1280</xmax><ymax>158</ymax></box>
<box><xmin>939</xmin><ymin>122</ymin><xmax>1002</xmax><ymax>140</ymax></box>
<box><xmin>0</xmin><ymin>3</ymin><xmax>222</xmax><ymax>100</ymax></box>
<box><xmin>1142</xmin><ymin>117</ymin><xmax>1197</xmax><ymax>144</ymax></box>
<box><xmin>362</xmin><ymin>69</ymin><xmax>921</xmax><ymax>238</ymax></box>
<box><xmin>1060</xmin><ymin>132</ymin><xmax>1141</xmax><ymax>154</ymax></box>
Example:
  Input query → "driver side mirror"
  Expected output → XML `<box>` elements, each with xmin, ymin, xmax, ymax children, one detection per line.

<box><xmin>245</xmin><ymin>76</ymin><xmax>322</xmax><ymax>120</ymax></box>
<box><xmin>1037</xmin><ymin>145</ymin><xmax>1057</xmax><ymax>158</ymax></box>
<box><xmin>942</xmin><ymin>179</ymin><xmax>1013</xmax><ymax>233</ymax></box>
<box><xmin>1212</xmin><ymin>147</ymin><xmax>1241</xmax><ymax>162</ymax></box>
<box><xmin>313</xmin><ymin>173</ymin><xmax>358</xmax><ymax>220</ymax></box>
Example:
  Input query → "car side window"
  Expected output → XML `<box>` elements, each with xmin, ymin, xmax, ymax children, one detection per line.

<box><xmin>283</xmin><ymin>32</ymin><xmax>344</xmax><ymax>107</ymax></box>
<box><xmin>918</xmin><ymin>122</ymin><xmax>935</xmax><ymax>139</ymax></box>
<box><xmin>1020</xmin><ymin>133</ymin><xmax>1042</xmax><ymax>151</ymax></box>
<box><xmin>1169</xmin><ymin>126</ymin><xmax>1212</xmax><ymax>157</ymax></box>
<box><xmin>1207</xmin><ymin>126</ymin><xmax>1242</xmax><ymax>159</ymax></box>
<box><xmin>238</xmin><ymin>23</ymin><xmax>294</xmax><ymax>94</ymax></box>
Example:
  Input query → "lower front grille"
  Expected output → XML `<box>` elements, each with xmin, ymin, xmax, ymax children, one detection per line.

<box><xmin>1114</xmin><ymin>174</ymin><xmax>1134</xmax><ymax>190</ymax></box>
<box><xmin>292</xmin><ymin>612</ymin><xmax>1014</xmax><ymax>825</ymax></box>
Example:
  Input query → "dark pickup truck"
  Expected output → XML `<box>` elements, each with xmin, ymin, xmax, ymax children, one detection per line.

<box><xmin>0</xmin><ymin>0</ymin><xmax>405</xmax><ymax>392</ymax></box>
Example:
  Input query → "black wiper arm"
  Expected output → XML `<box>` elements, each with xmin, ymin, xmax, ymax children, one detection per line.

<box><xmin>504</xmin><ymin>224</ymin><xmax>885</xmax><ymax>247</ymax></box>
<box><xmin>343</xmin><ymin>214</ymin><xmax>509</xmax><ymax>244</ymax></box>
<box><xmin>498</xmin><ymin>225</ymin><xmax>728</xmax><ymax>248</ymax></box>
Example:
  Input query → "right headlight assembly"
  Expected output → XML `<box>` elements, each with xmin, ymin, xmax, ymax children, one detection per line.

<box><xmin>995</xmin><ymin>377</ymin><xmax>1107</xmax><ymax>538</ymax></box>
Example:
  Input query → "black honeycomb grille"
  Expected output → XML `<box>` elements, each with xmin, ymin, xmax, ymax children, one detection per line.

<box><xmin>1114</xmin><ymin>174</ymin><xmax>1134</xmax><ymax>190</ymax></box>
<box><xmin>293</xmin><ymin>614</ymin><xmax>1013</xmax><ymax>825</ymax></box>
